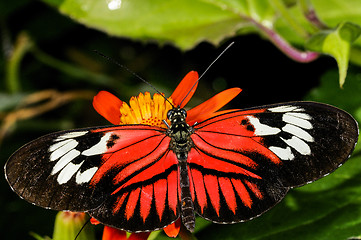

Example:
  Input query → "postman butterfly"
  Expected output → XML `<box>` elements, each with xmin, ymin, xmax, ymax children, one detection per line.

<box><xmin>4</xmin><ymin>64</ymin><xmax>359</xmax><ymax>233</ymax></box>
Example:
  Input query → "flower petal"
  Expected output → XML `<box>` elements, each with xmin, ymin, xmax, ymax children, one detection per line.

<box><xmin>102</xmin><ymin>226</ymin><xmax>127</xmax><ymax>240</ymax></box>
<box><xmin>163</xmin><ymin>219</ymin><xmax>181</xmax><ymax>238</ymax></box>
<box><xmin>93</xmin><ymin>91</ymin><xmax>123</xmax><ymax>125</ymax></box>
<box><xmin>90</xmin><ymin>217</ymin><xmax>101</xmax><ymax>225</ymax></box>
<box><xmin>187</xmin><ymin>88</ymin><xmax>242</xmax><ymax>125</ymax></box>
<box><xmin>170</xmin><ymin>71</ymin><xmax>199</xmax><ymax>108</ymax></box>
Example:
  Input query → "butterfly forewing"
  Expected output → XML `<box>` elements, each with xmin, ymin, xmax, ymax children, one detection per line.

<box><xmin>190</xmin><ymin>101</ymin><xmax>358</xmax><ymax>223</ymax></box>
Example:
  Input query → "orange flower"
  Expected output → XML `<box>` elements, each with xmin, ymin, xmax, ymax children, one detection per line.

<box><xmin>93</xmin><ymin>71</ymin><xmax>241</xmax><ymax>127</ymax></box>
<box><xmin>92</xmin><ymin>71</ymin><xmax>241</xmax><ymax>238</ymax></box>
<box><xmin>90</xmin><ymin>218</ymin><xmax>150</xmax><ymax>240</ymax></box>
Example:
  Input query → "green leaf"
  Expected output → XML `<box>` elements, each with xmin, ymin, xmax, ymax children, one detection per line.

<box><xmin>39</xmin><ymin>0</ymin><xmax>283</xmax><ymax>50</ymax></box>
<box><xmin>203</xmin><ymin>0</ymin><xmax>275</xmax><ymax>21</ymax></box>
<box><xmin>305</xmin><ymin>68</ymin><xmax>361</xmax><ymax>116</ymax></box>
<box><xmin>306</xmin><ymin>22</ymin><xmax>361</xmax><ymax>87</ymax></box>
<box><xmin>42</xmin><ymin>0</ymin><xmax>244</xmax><ymax>50</ymax></box>
<box><xmin>40</xmin><ymin>0</ymin><xmax>361</xmax><ymax>65</ymax></box>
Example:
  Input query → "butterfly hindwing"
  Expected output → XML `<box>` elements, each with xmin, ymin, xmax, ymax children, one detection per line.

<box><xmin>191</xmin><ymin>101</ymin><xmax>358</xmax><ymax>223</ymax></box>
<box><xmin>187</xmin><ymin>147</ymin><xmax>288</xmax><ymax>223</ymax></box>
<box><xmin>89</xmin><ymin>149</ymin><xmax>180</xmax><ymax>232</ymax></box>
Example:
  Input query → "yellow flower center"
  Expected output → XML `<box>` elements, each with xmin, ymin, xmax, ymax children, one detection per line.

<box><xmin>119</xmin><ymin>92</ymin><xmax>174</xmax><ymax>128</ymax></box>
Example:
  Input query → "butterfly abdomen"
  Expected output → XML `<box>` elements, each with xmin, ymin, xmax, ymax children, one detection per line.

<box><xmin>179</xmin><ymin>160</ymin><xmax>196</xmax><ymax>232</ymax></box>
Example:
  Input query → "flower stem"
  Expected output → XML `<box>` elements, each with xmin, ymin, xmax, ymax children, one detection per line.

<box><xmin>5</xmin><ymin>32</ymin><xmax>33</xmax><ymax>93</ymax></box>
<box><xmin>299</xmin><ymin>0</ymin><xmax>328</xmax><ymax>30</ymax></box>
<box><xmin>249</xmin><ymin>18</ymin><xmax>319</xmax><ymax>63</ymax></box>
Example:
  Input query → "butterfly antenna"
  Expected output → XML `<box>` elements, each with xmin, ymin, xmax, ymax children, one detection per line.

<box><xmin>74</xmin><ymin>217</ymin><xmax>91</xmax><ymax>240</ymax></box>
<box><xmin>93</xmin><ymin>50</ymin><xmax>174</xmax><ymax>107</ymax></box>
<box><xmin>178</xmin><ymin>42</ymin><xmax>235</xmax><ymax>107</ymax></box>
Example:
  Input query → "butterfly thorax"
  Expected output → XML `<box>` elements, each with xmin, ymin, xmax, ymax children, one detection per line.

<box><xmin>167</xmin><ymin>108</ymin><xmax>194</xmax><ymax>162</ymax></box>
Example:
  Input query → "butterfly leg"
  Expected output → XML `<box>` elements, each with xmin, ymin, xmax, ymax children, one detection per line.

<box><xmin>179</xmin><ymin>160</ymin><xmax>195</xmax><ymax>232</ymax></box>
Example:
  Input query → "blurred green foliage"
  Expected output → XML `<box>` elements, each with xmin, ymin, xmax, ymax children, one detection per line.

<box><xmin>1</xmin><ymin>0</ymin><xmax>361</xmax><ymax>240</ymax></box>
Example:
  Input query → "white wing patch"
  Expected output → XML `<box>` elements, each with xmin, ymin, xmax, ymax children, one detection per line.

<box><xmin>251</xmin><ymin>105</ymin><xmax>314</xmax><ymax>161</ymax></box>
<box><xmin>54</xmin><ymin>131</ymin><xmax>88</xmax><ymax>142</ymax></box>
<box><xmin>268</xmin><ymin>146</ymin><xmax>294</xmax><ymax>160</ymax></box>
<box><xmin>281</xmin><ymin>136</ymin><xmax>311</xmax><ymax>155</ymax></box>
<box><xmin>246</xmin><ymin>116</ymin><xmax>281</xmax><ymax>135</ymax></box>
<box><xmin>57</xmin><ymin>162</ymin><xmax>83</xmax><ymax>184</ymax></box>
<box><xmin>51</xmin><ymin>149</ymin><xmax>81</xmax><ymax>175</ymax></box>
<box><xmin>283</xmin><ymin>113</ymin><xmax>313</xmax><ymax>129</ymax></box>
<box><xmin>47</xmin><ymin>131</ymin><xmax>115</xmax><ymax>185</ymax></box>
<box><xmin>82</xmin><ymin>132</ymin><xmax>114</xmax><ymax>156</ymax></box>
<box><xmin>282</xmin><ymin>124</ymin><xmax>314</xmax><ymax>142</ymax></box>
<box><xmin>268</xmin><ymin>105</ymin><xmax>303</xmax><ymax>113</ymax></box>
<box><xmin>50</xmin><ymin>139</ymin><xmax>78</xmax><ymax>161</ymax></box>
<box><xmin>76</xmin><ymin>167</ymin><xmax>98</xmax><ymax>184</ymax></box>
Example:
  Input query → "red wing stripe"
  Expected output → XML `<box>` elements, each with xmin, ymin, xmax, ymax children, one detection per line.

<box><xmin>190</xmin><ymin>168</ymin><xmax>207</xmax><ymax>214</ymax></box>
<box><xmin>219</xmin><ymin>177</ymin><xmax>237</xmax><ymax>214</ymax></box>
<box><xmin>192</xmin><ymin>131</ymin><xmax>281</xmax><ymax>165</ymax></box>
<box><xmin>116</xmin><ymin>149</ymin><xmax>177</xmax><ymax>191</ymax></box>
<box><xmin>126</xmin><ymin>188</ymin><xmax>141</xmax><ymax>220</ymax></box>
<box><xmin>189</xmin><ymin>147</ymin><xmax>261</xmax><ymax>179</ymax></box>
<box><xmin>92</xmin><ymin>125</ymin><xmax>165</xmax><ymax>133</ymax></box>
<box><xmin>194</xmin><ymin>109</ymin><xmax>265</xmax><ymax>130</ymax></box>
<box><xmin>204</xmin><ymin>174</ymin><xmax>220</xmax><ymax>216</ymax></box>
<box><xmin>231</xmin><ymin>179</ymin><xmax>252</xmax><ymax>208</ymax></box>
<box><xmin>192</xmin><ymin>134</ymin><xmax>258</xmax><ymax>168</ymax></box>
<box><xmin>154</xmin><ymin>179</ymin><xmax>167</xmax><ymax>221</ymax></box>
<box><xmin>113</xmin><ymin>192</ymin><xmax>129</xmax><ymax>214</ymax></box>
<box><xmin>140</xmin><ymin>184</ymin><xmax>153</xmax><ymax>222</ymax></box>
<box><xmin>167</xmin><ymin>169</ymin><xmax>179</xmax><ymax>215</ymax></box>
<box><xmin>188</xmin><ymin>167</ymin><xmax>195</xmax><ymax>202</ymax></box>
<box><xmin>92</xmin><ymin>135</ymin><xmax>170</xmax><ymax>186</ymax></box>
<box><xmin>244</xmin><ymin>180</ymin><xmax>263</xmax><ymax>200</ymax></box>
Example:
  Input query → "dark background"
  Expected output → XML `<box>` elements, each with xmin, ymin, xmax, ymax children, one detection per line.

<box><xmin>1</xmin><ymin>1</ymin><xmax>336</xmax><ymax>239</ymax></box>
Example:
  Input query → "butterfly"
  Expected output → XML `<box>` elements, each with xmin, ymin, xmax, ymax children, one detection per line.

<box><xmin>4</xmin><ymin>70</ymin><xmax>359</xmax><ymax>234</ymax></box>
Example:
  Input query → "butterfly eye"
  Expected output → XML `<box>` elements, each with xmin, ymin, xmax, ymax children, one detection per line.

<box><xmin>181</xmin><ymin>109</ymin><xmax>187</xmax><ymax>118</ymax></box>
<box><xmin>167</xmin><ymin>110</ymin><xmax>174</xmax><ymax>120</ymax></box>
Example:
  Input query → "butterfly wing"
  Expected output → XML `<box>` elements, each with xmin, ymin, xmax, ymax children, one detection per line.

<box><xmin>6</xmin><ymin>101</ymin><xmax>358</xmax><ymax>230</ymax></box>
<box><xmin>190</xmin><ymin>101</ymin><xmax>358</xmax><ymax>223</ymax></box>
<box><xmin>5</xmin><ymin>125</ymin><xmax>180</xmax><ymax>231</ymax></box>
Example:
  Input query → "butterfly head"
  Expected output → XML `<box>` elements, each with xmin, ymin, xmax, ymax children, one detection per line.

<box><xmin>167</xmin><ymin>108</ymin><xmax>187</xmax><ymax>124</ymax></box>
